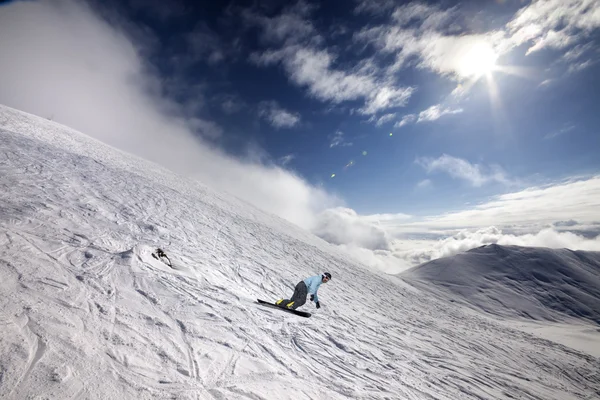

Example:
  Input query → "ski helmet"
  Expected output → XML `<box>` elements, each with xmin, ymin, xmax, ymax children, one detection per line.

<box><xmin>323</xmin><ymin>272</ymin><xmax>332</xmax><ymax>280</ymax></box>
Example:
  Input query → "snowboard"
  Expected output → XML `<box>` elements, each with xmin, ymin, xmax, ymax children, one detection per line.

<box><xmin>256</xmin><ymin>299</ymin><xmax>312</xmax><ymax>318</ymax></box>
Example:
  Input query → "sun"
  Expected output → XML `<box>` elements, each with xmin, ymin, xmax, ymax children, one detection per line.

<box><xmin>458</xmin><ymin>42</ymin><xmax>498</xmax><ymax>79</ymax></box>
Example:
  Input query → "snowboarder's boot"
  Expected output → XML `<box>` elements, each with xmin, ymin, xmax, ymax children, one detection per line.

<box><xmin>276</xmin><ymin>299</ymin><xmax>295</xmax><ymax>309</ymax></box>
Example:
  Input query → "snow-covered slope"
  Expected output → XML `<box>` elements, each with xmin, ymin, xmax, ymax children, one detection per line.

<box><xmin>1</xmin><ymin>104</ymin><xmax>599</xmax><ymax>399</ymax></box>
<box><xmin>400</xmin><ymin>244</ymin><xmax>600</xmax><ymax>324</ymax></box>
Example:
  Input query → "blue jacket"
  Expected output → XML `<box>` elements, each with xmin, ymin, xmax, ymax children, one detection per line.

<box><xmin>303</xmin><ymin>275</ymin><xmax>324</xmax><ymax>303</ymax></box>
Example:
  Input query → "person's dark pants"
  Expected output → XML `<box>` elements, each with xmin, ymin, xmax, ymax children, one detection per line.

<box><xmin>279</xmin><ymin>281</ymin><xmax>308</xmax><ymax>310</ymax></box>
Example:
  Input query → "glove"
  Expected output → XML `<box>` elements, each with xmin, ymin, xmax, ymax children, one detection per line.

<box><xmin>315</xmin><ymin>301</ymin><xmax>321</xmax><ymax>309</ymax></box>
<box><xmin>310</xmin><ymin>294</ymin><xmax>314</xmax><ymax>301</ymax></box>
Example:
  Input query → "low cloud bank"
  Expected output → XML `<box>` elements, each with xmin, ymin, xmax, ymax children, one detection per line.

<box><xmin>0</xmin><ymin>0</ymin><xmax>336</xmax><ymax>230</ymax></box>
<box><xmin>312</xmin><ymin>191</ymin><xmax>600</xmax><ymax>274</ymax></box>
<box><xmin>318</xmin><ymin>224</ymin><xmax>600</xmax><ymax>274</ymax></box>
<box><xmin>312</xmin><ymin>208</ymin><xmax>393</xmax><ymax>251</ymax></box>
<box><xmin>395</xmin><ymin>227</ymin><xmax>600</xmax><ymax>268</ymax></box>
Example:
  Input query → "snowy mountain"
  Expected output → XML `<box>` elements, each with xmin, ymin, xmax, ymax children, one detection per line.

<box><xmin>1</xmin><ymin>104</ymin><xmax>599</xmax><ymax>399</ymax></box>
<box><xmin>401</xmin><ymin>244</ymin><xmax>600</xmax><ymax>324</ymax></box>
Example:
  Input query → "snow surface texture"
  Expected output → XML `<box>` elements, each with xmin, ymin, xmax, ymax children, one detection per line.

<box><xmin>401</xmin><ymin>244</ymin><xmax>600</xmax><ymax>324</ymax></box>
<box><xmin>1</xmin><ymin>104</ymin><xmax>599</xmax><ymax>399</ymax></box>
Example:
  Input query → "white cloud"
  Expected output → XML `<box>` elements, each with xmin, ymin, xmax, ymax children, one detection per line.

<box><xmin>258</xmin><ymin>101</ymin><xmax>301</xmax><ymax>129</ymax></box>
<box><xmin>355</xmin><ymin>3</ymin><xmax>504</xmax><ymax>79</ymax></box>
<box><xmin>563</xmin><ymin>42</ymin><xmax>594</xmax><ymax>62</ymax></box>
<box><xmin>356</xmin><ymin>0</ymin><xmax>600</xmax><ymax>83</ymax></box>
<box><xmin>369</xmin><ymin>113</ymin><xmax>397</xmax><ymax>126</ymax></box>
<box><xmin>253</xmin><ymin>46</ymin><xmax>414</xmax><ymax>115</ymax></box>
<box><xmin>392</xmin><ymin>4</ymin><xmax>450</xmax><ymax>28</ymax></box>
<box><xmin>393</xmin><ymin>104</ymin><xmax>463</xmax><ymax>130</ymax></box>
<box><xmin>417</xmin><ymin>179</ymin><xmax>432</xmax><ymax>189</ymax></box>
<box><xmin>312</xmin><ymin>207</ymin><xmax>393</xmax><ymax>251</ymax></box>
<box><xmin>393</xmin><ymin>226</ymin><xmax>600</xmax><ymax>267</ymax></box>
<box><xmin>417</xmin><ymin>104</ymin><xmax>463</xmax><ymax>122</ymax></box>
<box><xmin>567</xmin><ymin>59</ymin><xmax>595</xmax><ymax>74</ymax></box>
<box><xmin>278</xmin><ymin>154</ymin><xmax>295</xmax><ymax>166</ymax></box>
<box><xmin>395</xmin><ymin>114</ymin><xmax>416</xmax><ymax>128</ymax></box>
<box><xmin>416</xmin><ymin>154</ymin><xmax>511</xmax><ymax>187</ymax></box>
<box><xmin>362</xmin><ymin>212</ymin><xmax>412</xmax><ymax>222</ymax></box>
<box><xmin>329</xmin><ymin>130</ymin><xmax>352</xmax><ymax>148</ymax></box>
<box><xmin>507</xmin><ymin>0</ymin><xmax>600</xmax><ymax>54</ymax></box>
<box><xmin>0</xmin><ymin>0</ymin><xmax>338</xmax><ymax>230</ymax></box>
<box><xmin>249</xmin><ymin>2</ymin><xmax>415</xmax><ymax>116</ymax></box>
<box><xmin>416</xmin><ymin>176</ymin><xmax>600</xmax><ymax>231</ymax></box>
<box><xmin>314</xmin><ymin>176</ymin><xmax>600</xmax><ymax>273</ymax></box>
<box><xmin>242</xmin><ymin>1</ymin><xmax>318</xmax><ymax>45</ymax></box>
<box><xmin>353</xmin><ymin>0</ymin><xmax>396</xmax><ymax>15</ymax></box>
<box><xmin>538</xmin><ymin>79</ymin><xmax>555</xmax><ymax>88</ymax></box>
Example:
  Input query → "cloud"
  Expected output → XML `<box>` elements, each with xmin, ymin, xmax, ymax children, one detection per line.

<box><xmin>563</xmin><ymin>42</ymin><xmax>594</xmax><ymax>62</ymax></box>
<box><xmin>507</xmin><ymin>0</ymin><xmax>600</xmax><ymax>55</ymax></box>
<box><xmin>217</xmin><ymin>94</ymin><xmax>246</xmax><ymax>114</ymax></box>
<box><xmin>416</xmin><ymin>104</ymin><xmax>463</xmax><ymax>122</ymax></box>
<box><xmin>242</xmin><ymin>1</ymin><xmax>318</xmax><ymax>45</ymax></box>
<box><xmin>538</xmin><ymin>79</ymin><xmax>555</xmax><ymax>88</ymax></box>
<box><xmin>417</xmin><ymin>179</ymin><xmax>432</xmax><ymax>189</ymax></box>
<box><xmin>258</xmin><ymin>101</ymin><xmax>301</xmax><ymax>128</ymax></box>
<box><xmin>185</xmin><ymin>22</ymin><xmax>229</xmax><ymax>65</ymax></box>
<box><xmin>567</xmin><ymin>59</ymin><xmax>595</xmax><ymax>74</ymax></box>
<box><xmin>248</xmin><ymin>3</ymin><xmax>415</xmax><ymax>115</ymax></box>
<box><xmin>368</xmin><ymin>112</ymin><xmax>396</xmax><ymax>126</ymax></box>
<box><xmin>362</xmin><ymin>212</ymin><xmax>412</xmax><ymax>222</ymax></box>
<box><xmin>415</xmin><ymin>176</ymin><xmax>600</xmax><ymax>231</ymax></box>
<box><xmin>314</xmin><ymin>176</ymin><xmax>600</xmax><ymax>273</ymax></box>
<box><xmin>356</xmin><ymin>0</ymin><xmax>600</xmax><ymax>83</ymax></box>
<box><xmin>353</xmin><ymin>0</ymin><xmax>396</xmax><ymax>15</ymax></box>
<box><xmin>278</xmin><ymin>154</ymin><xmax>295</xmax><ymax>166</ymax></box>
<box><xmin>544</xmin><ymin>124</ymin><xmax>576</xmax><ymax>139</ymax></box>
<box><xmin>395</xmin><ymin>114</ymin><xmax>417</xmax><ymax>128</ymax></box>
<box><xmin>416</xmin><ymin>154</ymin><xmax>512</xmax><ymax>187</ymax></box>
<box><xmin>394</xmin><ymin>104</ymin><xmax>461</xmax><ymax>129</ymax></box>
<box><xmin>312</xmin><ymin>208</ymin><xmax>393</xmax><ymax>251</ymax></box>
<box><xmin>329</xmin><ymin>130</ymin><xmax>352</xmax><ymax>148</ymax></box>
<box><xmin>253</xmin><ymin>46</ymin><xmax>414</xmax><ymax>115</ymax></box>
<box><xmin>394</xmin><ymin>226</ymin><xmax>600</xmax><ymax>267</ymax></box>
<box><xmin>0</xmin><ymin>0</ymin><xmax>338</xmax><ymax>230</ymax></box>
<box><xmin>355</xmin><ymin>3</ymin><xmax>503</xmax><ymax>79</ymax></box>
<box><xmin>313</xmin><ymin>211</ymin><xmax>600</xmax><ymax>274</ymax></box>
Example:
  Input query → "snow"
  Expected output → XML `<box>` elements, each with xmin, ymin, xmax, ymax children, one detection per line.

<box><xmin>1</xmin><ymin>104</ymin><xmax>599</xmax><ymax>399</ymax></box>
<box><xmin>400</xmin><ymin>244</ymin><xmax>600</xmax><ymax>324</ymax></box>
<box><xmin>400</xmin><ymin>243</ymin><xmax>600</xmax><ymax>359</ymax></box>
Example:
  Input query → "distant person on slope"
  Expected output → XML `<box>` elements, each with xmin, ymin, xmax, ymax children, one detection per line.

<box><xmin>276</xmin><ymin>272</ymin><xmax>332</xmax><ymax>310</ymax></box>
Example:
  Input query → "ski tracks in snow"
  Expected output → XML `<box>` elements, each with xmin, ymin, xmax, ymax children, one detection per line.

<box><xmin>1</xmin><ymin>108</ymin><xmax>600</xmax><ymax>399</ymax></box>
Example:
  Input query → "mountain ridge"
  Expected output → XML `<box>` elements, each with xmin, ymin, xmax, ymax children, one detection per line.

<box><xmin>401</xmin><ymin>243</ymin><xmax>600</xmax><ymax>324</ymax></box>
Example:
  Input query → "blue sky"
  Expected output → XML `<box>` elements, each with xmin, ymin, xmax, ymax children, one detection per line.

<box><xmin>82</xmin><ymin>0</ymin><xmax>600</xmax><ymax>215</ymax></box>
<box><xmin>1</xmin><ymin>0</ymin><xmax>599</xmax><ymax>271</ymax></box>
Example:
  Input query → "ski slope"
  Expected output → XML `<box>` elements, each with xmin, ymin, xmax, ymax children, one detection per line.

<box><xmin>1</xmin><ymin>104</ymin><xmax>599</xmax><ymax>399</ymax></box>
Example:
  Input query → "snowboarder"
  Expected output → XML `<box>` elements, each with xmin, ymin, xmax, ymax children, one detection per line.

<box><xmin>276</xmin><ymin>272</ymin><xmax>332</xmax><ymax>310</ymax></box>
